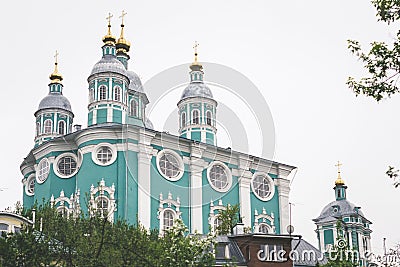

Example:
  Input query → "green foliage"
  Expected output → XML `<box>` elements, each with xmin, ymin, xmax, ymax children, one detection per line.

<box><xmin>216</xmin><ymin>204</ymin><xmax>240</xmax><ymax>235</ymax></box>
<box><xmin>0</xmin><ymin>203</ymin><xmax>215</xmax><ymax>267</ymax></box>
<box><xmin>347</xmin><ymin>1</ymin><xmax>400</xmax><ymax>101</ymax></box>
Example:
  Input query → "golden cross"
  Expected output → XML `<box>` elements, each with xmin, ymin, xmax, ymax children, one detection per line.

<box><xmin>54</xmin><ymin>50</ymin><xmax>59</xmax><ymax>64</ymax></box>
<box><xmin>193</xmin><ymin>41</ymin><xmax>199</xmax><ymax>62</ymax></box>
<box><xmin>106</xmin><ymin>12</ymin><xmax>113</xmax><ymax>26</ymax></box>
<box><xmin>120</xmin><ymin>10</ymin><xmax>127</xmax><ymax>24</ymax></box>
<box><xmin>335</xmin><ymin>161</ymin><xmax>342</xmax><ymax>173</ymax></box>
<box><xmin>193</xmin><ymin>41</ymin><xmax>199</xmax><ymax>54</ymax></box>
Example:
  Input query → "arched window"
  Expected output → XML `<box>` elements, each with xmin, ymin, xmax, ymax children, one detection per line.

<box><xmin>259</xmin><ymin>224</ymin><xmax>269</xmax><ymax>234</ymax></box>
<box><xmin>192</xmin><ymin>110</ymin><xmax>199</xmax><ymax>124</ymax></box>
<box><xmin>213</xmin><ymin>216</ymin><xmax>222</xmax><ymax>233</ymax></box>
<box><xmin>130</xmin><ymin>99</ymin><xmax>138</xmax><ymax>117</ymax></box>
<box><xmin>89</xmin><ymin>88</ymin><xmax>94</xmax><ymax>102</ymax></box>
<box><xmin>181</xmin><ymin>112</ymin><xmax>186</xmax><ymax>127</ymax></box>
<box><xmin>99</xmin><ymin>85</ymin><xmax>107</xmax><ymax>100</ymax></box>
<box><xmin>58</xmin><ymin>121</ymin><xmax>65</xmax><ymax>135</ymax></box>
<box><xmin>206</xmin><ymin>111</ymin><xmax>212</xmax><ymax>126</ymax></box>
<box><xmin>114</xmin><ymin>86</ymin><xmax>121</xmax><ymax>102</ymax></box>
<box><xmin>44</xmin><ymin>119</ymin><xmax>52</xmax><ymax>134</ymax></box>
<box><xmin>163</xmin><ymin>210</ymin><xmax>174</xmax><ymax>231</ymax></box>
<box><xmin>96</xmin><ymin>196</ymin><xmax>109</xmax><ymax>218</ymax></box>
<box><xmin>36</xmin><ymin>122</ymin><xmax>40</xmax><ymax>136</ymax></box>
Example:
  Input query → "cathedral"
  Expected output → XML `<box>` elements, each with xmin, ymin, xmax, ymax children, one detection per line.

<box><xmin>20</xmin><ymin>14</ymin><xmax>296</xmax><ymax>236</ymax></box>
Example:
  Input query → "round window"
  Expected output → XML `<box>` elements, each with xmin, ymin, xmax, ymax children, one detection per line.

<box><xmin>156</xmin><ymin>149</ymin><xmax>184</xmax><ymax>181</ymax></box>
<box><xmin>97</xmin><ymin>147</ymin><xmax>112</xmax><ymax>163</ymax></box>
<box><xmin>25</xmin><ymin>175</ymin><xmax>35</xmax><ymax>196</ymax></box>
<box><xmin>92</xmin><ymin>143</ymin><xmax>117</xmax><ymax>166</ymax></box>
<box><xmin>251</xmin><ymin>173</ymin><xmax>275</xmax><ymax>201</ymax></box>
<box><xmin>36</xmin><ymin>158</ymin><xmax>50</xmax><ymax>184</ymax></box>
<box><xmin>54</xmin><ymin>153</ymin><xmax>79</xmax><ymax>178</ymax></box>
<box><xmin>207</xmin><ymin>162</ymin><xmax>232</xmax><ymax>192</ymax></box>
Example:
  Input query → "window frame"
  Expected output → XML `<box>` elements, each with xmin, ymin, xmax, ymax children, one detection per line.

<box><xmin>91</xmin><ymin>143</ymin><xmax>117</xmax><ymax>166</ymax></box>
<box><xmin>181</xmin><ymin>112</ymin><xmax>186</xmax><ymax>127</ymax></box>
<box><xmin>206</xmin><ymin>110</ymin><xmax>212</xmax><ymax>126</ymax></box>
<box><xmin>58</xmin><ymin>120</ymin><xmax>65</xmax><ymax>135</ymax></box>
<box><xmin>156</xmin><ymin>149</ymin><xmax>184</xmax><ymax>182</ymax></box>
<box><xmin>25</xmin><ymin>174</ymin><xmax>35</xmax><ymax>196</ymax></box>
<box><xmin>36</xmin><ymin>158</ymin><xmax>50</xmax><ymax>184</ymax></box>
<box><xmin>114</xmin><ymin>86</ymin><xmax>121</xmax><ymax>102</ymax></box>
<box><xmin>130</xmin><ymin>99</ymin><xmax>138</xmax><ymax>117</ymax></box>
<box><xmin>251</xmin><ymin>172</ymin><xmax>275</xmax><ymax>201</ymax></box>
<box><xmin>53</xmin><ymin>152</ymin><xmax>79</xmax><ymax>179</ymax></box>
<box><xmin>44</xmin><ymin>119</ymin><xmax>52</xmax><ymax>134</ymax></box>
<box><xmin>98</xmin><ymin>85</ymin><xmax>108</xmax><ymax>100</ymax></box>
<box><xmin>207</xmin><ymin>161</ymin><xmax>232</xmax><ymax>193</ymax></box>
<box><xmin>192</xmin><ymin>109</ymin><xmax>200</xmax><ymax>124</ymax></box>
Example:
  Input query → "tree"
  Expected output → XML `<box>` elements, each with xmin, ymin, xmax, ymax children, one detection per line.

<box><xmin>348</xmin><ymin>0</ymin><xmax>400</xmax><ymax>185</ymax></box>
<box><xmin>0</xmin><ymin>203</ymin><xmax>215</xmax><ymax>267</ymax></box>
<box><xmin>216</xmin><ymin>204</ymin><xmax>240</xmax><ymax>235</ymax></box>
<box><xmin>347</xmin><ymin>0</ymin><xmax>400</xmax><ymax>101</ymax></box>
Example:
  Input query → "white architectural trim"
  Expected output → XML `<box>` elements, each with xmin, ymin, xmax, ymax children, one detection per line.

<box><xmin>137</xmin><ymin>129</ymin><xmax>156</xmax><ymax>229</ymax></box>
<box><xmin>251</xmin><ymin>172</ymin><xmax>275</xmax><ymax>201</ymax></box>
<box><xmin>89</xmin><ymin>179</ymin><xmax>116</xmax><ymax>222</ymax></box>
<box><xmin>25</xmin><ymin>174</ymin><xmax>35</xmax><ymax>196</ymax></box>
<box><xmin>253</xmin><ymin>207</ymin><xmax>275</xmax><ymax>234</ymax></box>
<box><xmin>238</xmin><ymin>170</ymin><xmax>252</xmax><ymax>228</ymax></box>
<box><xmin>53</xmin><ymin>152</ymin><xmax>80</xmax><ymax>179</ymax></box>
<box><xmin>157</xmin><ymin>192</ymin><xmax>182</xmax><ymax>235</ymax></box>
<box><xmin>91</xmin><ymin>143</ymin><xmax>117</xmax><ymax>166</ymax></box>
<box><xmin>207</xmin><ymin>161</ymin><xmax>232</xmax><ymax>193</ymax></box>
<box><xmin>36</xmin><ymin>157</ymin><xmax>50</xmax><ymax>184</ymax></box>
<box><xmin>190</xmin><ymin>158</ymin><xmax>206</xmax><ymax>234</ymax></box>
<box><xmin>156</xmin><ymin>149</ymin><xmax>184</xmax><ymax>181</ymax></box>
<box><xmin>50</xmin><ymin>189</ymin><xmax>81</xmax><ymax>218</ymax></box>
<box><xmin>208</xmin><ymin>199</ymin><xmax>226</xmax><ymax>234</ymax></box>
<box><xmin>275</xmin><ymin>178</ymin><xmax>290</xmax><ymax>235</ymax></box>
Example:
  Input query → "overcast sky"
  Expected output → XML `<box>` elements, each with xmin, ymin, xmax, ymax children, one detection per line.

<box><xmin>1</xmin><ymin>0</ymin><xmax>399</xmax><ymax>254</ymax></box>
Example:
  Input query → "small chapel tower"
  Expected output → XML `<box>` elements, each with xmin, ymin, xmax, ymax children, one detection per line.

<box><xmin>34</xmin><ymin>52</ymin><xmax>74</xmax><ymax>146</ymax></box>
<box><xmin>313</xmin><ymin>162</ymin><xmax>372</xmax><ymax>267</ymax></box>
<box><xmin>177</xmin><ymin>43</ymin><xmax>217</xmax><ymax>145</ymax></box>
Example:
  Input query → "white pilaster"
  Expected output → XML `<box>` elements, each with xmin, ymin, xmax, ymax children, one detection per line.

<box><xmin>275</xmin><ymin>178</ymin><xmax>290</xmax><ymax>234</ymax></box>
<box><xmin>319</xmin><ymin>228</ymin><xmax>325</xmax><ymax>251</ymax></box>
<box><xmin>238</xmin><ymin>171</ymin><xmax>252</xmax><ymax>228</ymax></box>
<box><xmin>93</xmin><ymin>109</ymin><xmax>97</xmax><ymax>125</ymax></box>
<box><xmin>190</xmin><ymin>159</ymin><xmax>205</xmax><ymax>234</ymax></box>
<box><xmin>137</xmin><ymin>129</ymin><xmax>156</xmax><ymax>229</ymax></box>
<box><xmin>348</xmin><ymin>230</ymin><xmax>353</xmax><ymax>248</ymax></box>
<box><xmin>107</xmin><ymin>107</ymin><xmax>113</xmax><ymax>123</ymax></box>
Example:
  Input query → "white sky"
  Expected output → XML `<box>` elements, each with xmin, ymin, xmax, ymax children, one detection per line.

<box><xmin>1</xmin><ymin>0</ymin><xmax>399</xmax><ymax>254</ymax></box>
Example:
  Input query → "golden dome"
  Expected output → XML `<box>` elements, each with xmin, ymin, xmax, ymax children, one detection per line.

<box><xmin>116</xmin><ymin>11</ymin><xmax>130</xmax><ymax>52</ymax></box>
<box><xmin>334</xmin><ymin>161</ymin><xmax>345</xmax><ymax>185</ymax></box>
<box><xmin>102</xmin><ymin>13</ymin><xmax>116</xmax><ymax>45</ymax></box>
<box><xmin>49</xmin><ymin>51</ymin><xmax>63</xmax><ymax>83</ymax></box>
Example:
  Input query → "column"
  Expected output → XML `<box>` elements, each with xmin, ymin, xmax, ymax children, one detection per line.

<box><xmin>189</xmin><ymin>143</ymin><xmax>206</xmax><ymax>234</ymax></box>
<box><xmin>190</xmin><ymin>159</ymin><xmax>205</xmax><ymax>234</ymax></box>
<box><xmin>137</xmin><ymin>129</ymin><xmax>156</xmax><ymax>229</ymax></box>
<box><xmin>238</xmin><ymin>171</ymin><xmax>252</xmax><ymax>228</ymax></box>
<box><xmin>275</xmin><ymin>178</ymin><xmax>290</xmax><ymax>234</ymax></box>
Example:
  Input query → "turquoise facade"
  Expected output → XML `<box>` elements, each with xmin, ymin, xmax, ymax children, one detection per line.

<box><xmin>20</xmin><ymin>19</ymin><xmax>296</xmax><ymax>236</ymax></box>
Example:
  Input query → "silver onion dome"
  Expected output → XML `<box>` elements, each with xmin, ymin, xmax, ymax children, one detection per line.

<box><xmin>127</xmin><ymin>70</ymin><xmax>144</xmax><ymax>92</ymax></box>
<box><xmin>90</xmin><ymin>55</ymin><xmax>127</xmax><ymax>76</ymax></box>
<box><xmin>37</xmin><ymin>93</ymin><xmax>73</xmax><ymax>113</ymax></box>
<box><xmin>180</xmin><ymin>82</ymin><xmax>213</xmax><ymax>100</ymax></box>
<box><xmin>314</xmin><ymin>199</ymin><xmax>364</xmax><ymax>223</ymax></box>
